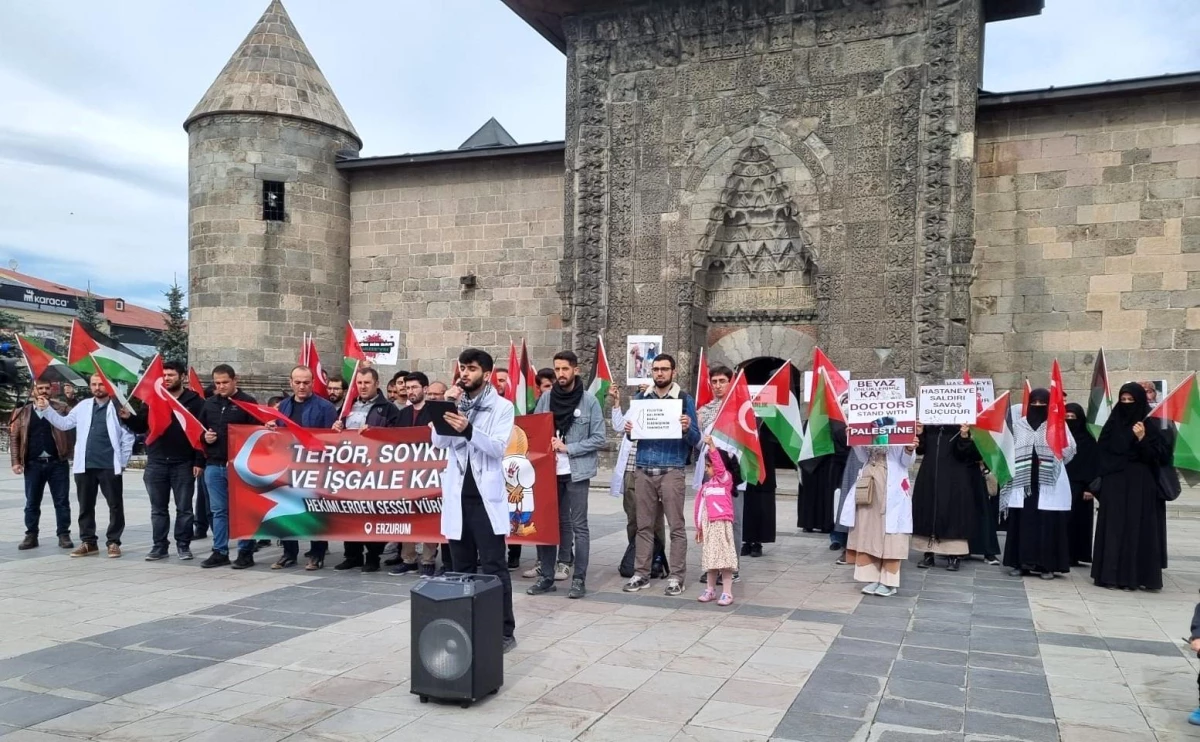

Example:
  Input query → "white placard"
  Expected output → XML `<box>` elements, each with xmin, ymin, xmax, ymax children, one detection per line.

<box><xmin>846</xmin><ymin>397</ymin><xmax>918</xmax><ymax>424</ymax></box>
<box><xmin>848</xmin><ymin>378</ymin><xmax>906</xmax><ymax>401</ymax></box>
<box><xmin>626</xmin><ymin>335</ymin><xmax>664</xmax><ymax>386</ymax></box>
<box><xmin>802</xmin><ymin>370</ymin><xmax>851</xmax><ymax>402</ymax></box>
<box><xmin>628</xmin><ymin>398</ymin><xmax>683</xmax><ymax>440</ymax></box>
<box><xmin>945</xmin><ymin>377</ymin><xmax>995</xmax><ymax>407</ymax></box>
<box><xmin>918</xmin><ymin>385</ymin><xmax>977</xmax><ymax>425</ymax></box>
<box><xmin>354</xmin><ymin>329</ymin><xmax>401</xmax><ymax>365</ymax></box>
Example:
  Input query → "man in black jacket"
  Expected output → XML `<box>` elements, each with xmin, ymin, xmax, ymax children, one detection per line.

<box><xmin>197</xmin><ymin>364</ymin><xmax>259</xmax><ymax>569</ymax></box>
<box><xmin>332</xmin><ymin>366</ymin><xmax>402</xmax><ymax>572</ymax></box>
<box><xmin>120</xmin><ymin>361</ymin><xmax>206</xmax><ymax>561</ymax></box>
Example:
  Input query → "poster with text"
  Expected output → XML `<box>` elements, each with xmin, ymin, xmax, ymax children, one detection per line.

<box><xmin>945</xmin><ymin>377</ymin><xmax>995</xmax><ymax>407</ymax></box>
<box><xmin>228</xmin><ymin>414</ymin><xmax>559</xmax><ymax>544</ymax></box>
<box><xmin>353</xmin><ymin>328</ymin><xmax>401</xmax><ymax>366</ymax></box>
<box><xmin>845</xmin><ymin>397</ymin><xmax>917</xmax><ymax>446</ymax></box>
<box><xmin>848</xmin><ymin>378</ymin><xmax>906</xmax><ymax>401</ymax></box>
<box><xmin>626</xmin><ymin>335</ymin><xmax>663</xmax><ymax>386</ymax></box>
<box><xmin>918</xmin><ymin>385</ymin><xmax>977</xmax><ymax>425</ymax></box>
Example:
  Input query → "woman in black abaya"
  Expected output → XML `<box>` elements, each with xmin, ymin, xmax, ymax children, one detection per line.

<box><xmin>798</xmin><ymin>421</ymin><xmax>849</xmax><ymax>545</ymax></box>
<box><xmin>1064</xmin><ymin>403</ymin><xmax>1100</xmax><ymax>566</ymax></box>
<box><xmin>742</xmin><ymin>421</ymin><xmax>777</xmax><ymax>558</ymax></box>
<box><xmin>1091</xmin><ymin>383</ymin><xmax>1172</xmax><ymax>591</ymax></box>
<box><xmin>911</xmin><ymin>423</ymin><xmax>983</xmax><ymax>571</ymax></box>
<box><xmin>1002</xmin><ymin>389</ymin><xmax>1075</xmax><ymax>579</ymax></box>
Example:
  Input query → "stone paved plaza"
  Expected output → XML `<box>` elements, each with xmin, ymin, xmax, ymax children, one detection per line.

<box><xmin>2</xmin><ymin>470</ymin><xmax>1200</xmax><ymax>742</ymax></box>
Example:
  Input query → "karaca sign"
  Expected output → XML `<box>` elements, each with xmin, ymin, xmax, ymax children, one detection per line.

<box><xmin>227</xmin><ymin>414</ymin><xmax>559</xmax><ymax>544</ymax></box>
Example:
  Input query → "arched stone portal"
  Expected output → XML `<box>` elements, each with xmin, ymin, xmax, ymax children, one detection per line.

<box><xmin>709</xmin><ymin>325</ymin><xmax>816</xmax><ymax>374</ymax></box>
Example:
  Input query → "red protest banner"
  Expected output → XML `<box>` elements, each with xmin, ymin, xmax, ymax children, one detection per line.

<box><xmin>227</xmin><ymin>413</ymin><xmax>559</xmax><ymax>545</ymax></box>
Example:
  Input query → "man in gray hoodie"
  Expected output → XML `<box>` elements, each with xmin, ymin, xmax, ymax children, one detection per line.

<box><xmin>526</xmin><ymin>351</ymin><xmax>606</xmax><ymax>599</ymax></box>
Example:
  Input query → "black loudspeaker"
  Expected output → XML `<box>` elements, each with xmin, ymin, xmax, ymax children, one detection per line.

<box><xmin>410</xmin><ymin>573</ymin><xmax>503</xmax><ymax>706</ymax></box>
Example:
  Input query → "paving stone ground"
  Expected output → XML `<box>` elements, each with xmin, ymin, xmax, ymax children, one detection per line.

<box><xmin>1</xmin><ymin>469</ymin><xmax>1199</xmax><ymax>741</ymax></box>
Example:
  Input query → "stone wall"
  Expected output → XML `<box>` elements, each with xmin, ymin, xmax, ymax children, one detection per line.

<box><xmin>346</xmin><ymin>152</ymin><xmax>565</xmax><ymax>378</ymax></box>
<box><xmin>560</xmin><ymin>0</ymin><xmax>982</xmax><ymax>387</ymax></box>
<box><xmin>972</xmin><ymin>88</ymin><xmax>1200</xmax><ymax>396</ymax></box>
<box><xmin>187</xmin><ymin>114</ymin><xmax>357</xmax><ymax>380</ymax></box>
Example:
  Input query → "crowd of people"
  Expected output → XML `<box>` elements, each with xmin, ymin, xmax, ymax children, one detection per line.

<box><xmin>9</xmin><ymin>350</ymin><xmax>1184</xmax><ymax>661</ymax></box>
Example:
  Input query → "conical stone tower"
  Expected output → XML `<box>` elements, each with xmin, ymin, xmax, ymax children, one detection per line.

<box><xmin>185</xmin><ymin>0</ymin><xmax>360</xmax><ymax>386</ymax></box>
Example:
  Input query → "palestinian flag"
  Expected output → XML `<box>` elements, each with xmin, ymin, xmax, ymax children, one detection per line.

<box><xmin>16</xmin><ymin>335</ymin><xmax>84</xmax><ymax>384</ymax></box>
<box><xmin>188</xmin><ymin>367</ymin><xmax>206</xmax><ymax>398</ymax></box>
<box><xmin>339</xmin><ymin>360</ymin><xmax>361</xmax><ymax>420</ymax></box>
<box><xmin>971</xmin><ymin>392</ymin><xmax>1016</xmax><ymax>486</ymax></box>
<box><xmin>585</xmin><ymin>334</ymin><xmax>612</xmax><ymax>407</ymax></box>
<box><xmin>252</xmin><ymin>489</ymin><xmax>328</xmax><ymax>539</ymax></box>
<box><xmin>752</xmin><ymin>362</ymin><xmax>803</xmax><ymax>464</ymax></box>
<box><xmin>342</xmin><ymin>322</ymin><xmax>367</xmax><ymax>384</ymax></box>
<box><xmin>514</xmin><ymin>340</ymin><xmax>536</xmax><ymax>414</ymax></box>
<box><xmin>799</xmin><ymin>368</ymin><xmax>845</xmax><ymax>461</ymax></box>
<box><xmin>1149</xmin><ymin>373</ymin><xmax>1200</xmax><ymax>472</ymax></box>
<box><xmin>711</xmin><ymin>369</ymin><xmax>765</xmax><ymax>484</ymax></box>
<box><xmin>1086</xmin><ymin>349</ymin><xmax>1111</xmax><ymax>439</ymax></box>
<box><xmin>808</xmin><ymin>347</ymin><xmax>847</xmax><ymax>413</ymax></box>
<box><xmin>68</xmin><ymin>319</ymin><xmax>141</xmax><ymax>384</ymax></box>
<box><xmin>1047</xmin><ymin>360</ymin><xmax>1068</xmax><ymax>460</ymax></box>
<box><xmin>88</xmin><ymin>353</ymin><xmax>132</xmax><ymax>413</ymax></box>
<box><xmin>695</xmin><ymin>347</ymin><xmax>713</xmax><ymax>410</ymax></box>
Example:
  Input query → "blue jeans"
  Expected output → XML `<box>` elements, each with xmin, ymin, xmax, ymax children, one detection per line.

<box><xmin>537</xmin><ymin>477</ymin><xmax>591</xmax><ymax>580</ymax></box>
<box><xmin>205</xmin><ymin>465</ymin><xmax>252</xmax><ymax>555</ymax></box>
<box><xmin>24</xmin><ymin>458</ymin><xmax>71</xmax><ymax>537</ymax></box>
<box><xmin>830</xmin><ymin>530</ymin><xmax>848</xmax><ymax>548</ymax></box>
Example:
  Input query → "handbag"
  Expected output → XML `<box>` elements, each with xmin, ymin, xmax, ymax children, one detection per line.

<box><xmin>854</xmin><ymin>474</ymin><xmax>877</xmax><ymax>507</ymax></box>
<box><xmin>1157</xmin><ymin>467</ymin><xmax>1182</xmax><ymax>502</ymax></box>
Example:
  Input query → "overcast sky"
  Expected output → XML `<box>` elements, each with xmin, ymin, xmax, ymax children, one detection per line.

<box><xmin>0</xmin><ymin>0</ymin><xmax>1197</xmax><ymax>312</ymax></box>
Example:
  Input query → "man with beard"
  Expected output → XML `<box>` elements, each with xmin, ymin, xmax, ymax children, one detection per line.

<box><xmin>427</xmin><ymin>381</ymin><xmax>448</xmax><ymax>401</ymax></box>
<box><xmin>526</xmin><ymin>351</ymin><xmax>605</xmax><ymax>599</ymax></box>
<box><xmin>37</xmin><ymin>373</ymin><xmax>135</xmax><ymax>558</ymax></box>
<box><xmin>11</xmin><ymin>377</ymin><xmax>75</xmax><ymax>550</ymax></box>
<box><xmin>621</xmin><ymin>354</ymin><xmax>701</xmax><ymax>597</ymax></box>
<box><xmin>389</xmin><ymin>371</ymin><xmax>441</xmax><ymax>576</ymax></box>
<box><xmin>326</xmin><ymin>377</ymin><xmax>347</xmax><ymax>407</ymax></box>
<box><xmin>332</xmin><ymin>366</ymin><xmax>403</xmax><ymax>572</ymax></box>
<box><xmin>198</xmin><ymin>365</ymin><xmax>259</xmax><ymax>569</ymax></box>
<box><xmin>58</xmin><ymin>384</ymin><xmax>79</xmax><ymax>410</ymax></box>
<box><xmin>433</xmin><ymin>348</ymin><xmax>517</xmax><ymax>651</ymax></box>
<box><xmin>120</xmin><ymin>361</ymin><xmax>206</xmax><ymax>561</ymax></box>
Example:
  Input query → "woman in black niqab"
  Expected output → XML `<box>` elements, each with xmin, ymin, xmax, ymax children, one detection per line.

<box><xmin>1064</xmin><ymin>403</ymin><xmax>1099</xmax><ymax>565</ymax></box>
<box><xmin>1091</xmin><ymin>383</ymin><xmax>1172</xmax><ymax>591</ymax></box>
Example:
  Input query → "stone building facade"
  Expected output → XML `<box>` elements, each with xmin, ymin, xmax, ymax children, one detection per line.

<box><xmin>187</xmin><ymin>0</ymin><xmax>1198</xmax><ymax>399</ymax></box>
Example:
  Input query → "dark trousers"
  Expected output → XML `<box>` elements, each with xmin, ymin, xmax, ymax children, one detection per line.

<box><xmin>23</xmin><ymin>458</ymin><xmax>71</xmax><ymax>537</ymax></box>
<box><xmin>194</xmin><ymin>471</ymin><xmax>210</xmax><ymax>533</ymax></box>
<box><xmin>145</xmin><ymin>459</ymin><xmax>195</xmax><ymax>550</ymax></box>
<box><xmin>283</xmin><ymin>540</ymin><xmax>328</xmax><ymax>560</ymax></box>
<box><xmin>75</xmin><ymin>469</ymin><xmax>124</xmax><ymax>546</ymax></box>
<box><xmin>449</xmin><ymin>496</ymin><xmax>515</xmax><ymax>639</ymax></box>
<box><xmin>342</xmin><ymin>542</ymin><xmax>384</xmax><ymax>565</ymax></box>
<box><xmin>537</xmin><ymin>476</ymin><xmax>591</xmax><ymax>580</ymax></box>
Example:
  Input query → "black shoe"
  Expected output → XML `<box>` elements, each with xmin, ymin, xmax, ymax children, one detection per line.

<box><xmin>383</xmin><ymin>555</ymin><xmax>404</xmax><ymax>567</ymax></box>
<box><xmin>333</xmin><ymin>559</ymin><xmax>363</xmax><ymax>571</ymax></box>
<box><xmin>389</xmin><ymin>562</ymin><xmax>418</xmax><ymax>576</ymax></box>
<box><xmin>828</xmin><ymin>542</ymin><xmax>841</xmax><ymax>551</ymax></box>
<box><xmin>502</xmin><ymin>635</ymin><xmax>517</xmax><ymax>653</ymax></box>
<box><xmin>435</xmin><ymin>566</ymin><xmax>447</xmax><ymax>577</ymax></box>
<box><xmin>145</xmin><ymin>549</ymin><xmax>168</xmax><ymax>562</ymax></box>
<box><xmin>749</xmin><ymin>544</ymin><xmax>763</xmax><ymax>558</ymax></box>
<box><xmin>18</xmin><ymin>535</ymin><xmax>38</xmax><ymax>550</ymax></box>
<box><xmin>946</xmin><ymin>557</ymin><xmax>961</xmax><ymax>572</ymax></box>
<box><xmin>568</xmin><ymin>577</ymin><xmax>586</xmax><ymax>599</ymax></box>
<box><xmin>740</xmin><ymin>543</ymin><xmax>752</xmax><ymax>557</ymax></box>
<box><xmin>58</xmin><ymin>534</ymin><xmax>74</xmax><ymax>549</ymax></box>
<box><xmin>526</xmin><ymin>578</ymin><xmax>556</xmax><ymax>595</ymax></box>
<box><xmin>192</xmin><ymin>529</ymin><xmax>208</xmax><ymax>540</ymax></box>
<box><xmin>201</xmin><ymin>552</ymin><xmax>230</xmax><ymax>569</ymax></box>
<box><xmin>231</xmin><ymin>552</ymin><xmax>255</xmax><ymax>570</ymax></box>
<box><xmin>918</xmin><ymin>553</ymin><xmax>935</xmax><ymax>569</ymax></box>
<box><xmin>507</xmin><ymin>555</ymin><xmax>521</xmax><ymax>570</ymax></box>
<box><xmin>419</xmin><ymin>564</ymin><xmax>435</xmax><ymax>577</ymax></box>
<box><xmin>362</xmin><ymin>560</ymin><xmax>380</xmax><ymax>573</ymax></box>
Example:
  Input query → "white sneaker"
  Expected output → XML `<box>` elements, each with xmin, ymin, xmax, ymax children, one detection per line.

<box><xmin>861</xmin><ymin>582</ymin><xmax>881</xmax><ymax>595</ymax></box>
<box><xmin>874</xmin><ymin>585</ymin><xmax>898</xmax><ymax>597</ymax></box>
<box><xmin>522</xmin><ymin>564</ymin><xmax>542</xmax><ymax>579</ymax></box>
<box><xmin>554</xmin><ymin>562</ymin><xmax>570</xmax><ymax>581</ymax></box>
<box><xmin>664</xmin><ymin>578</ymin><xmax>685</xmax><ymax>597</ymax></box>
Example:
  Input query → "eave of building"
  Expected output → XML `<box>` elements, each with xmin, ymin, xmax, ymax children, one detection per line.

<box><xmin>335</xmin><ymin>141</ymin><xmax>566</xmax><ymax>171</ymax></box>
<box><xmin>979</xmin><ymin>71</ymin><xmax>1200</xmax><ymax>109</ymax></box>
<box><xmin>500</xmin><ymin>0</ymin><xmax>1044</xmax><ymax>53</ymax></box>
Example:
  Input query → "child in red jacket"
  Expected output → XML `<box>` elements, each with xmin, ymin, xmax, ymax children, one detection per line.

<box><xmin>695</xmin><ymin>438</ymin><xmax>740</xmax><ymax>606</ymax></box>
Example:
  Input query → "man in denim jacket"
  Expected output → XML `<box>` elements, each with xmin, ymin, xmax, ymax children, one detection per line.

<box><xmin>620</xmin><ymin>353</ymin><xmax>701</xmax><ymax>596</ymax></box>
<box><xmin>526</xmin><ymin>351</ymin><xmax>606</xmax><ymax>599</ymax></box>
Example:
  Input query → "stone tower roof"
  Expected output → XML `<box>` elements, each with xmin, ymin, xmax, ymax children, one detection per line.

<box><xmin>459</xmin><ymin>118</ymin><xmax>518</xmax><ymax>150</ymax></box>
<box><xmin>184</xmin><ymin>0</ymin><xmax>360</xmax><ymax>146</ymax></box>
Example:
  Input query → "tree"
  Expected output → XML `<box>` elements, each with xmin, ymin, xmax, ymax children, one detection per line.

<box><xmin>0</xmin><ymin>309</ymin><xmax>30</xmax><ymax>416</ymax></box>
<box><xmin>157</xmin><ymin>279</ymin><xmax>188</xmax><ymax>363</ymax></box>
<box><xmin>76</xmin><ymin>291</ymin><xmax>104</xmax><ymax>336</ymax></box>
